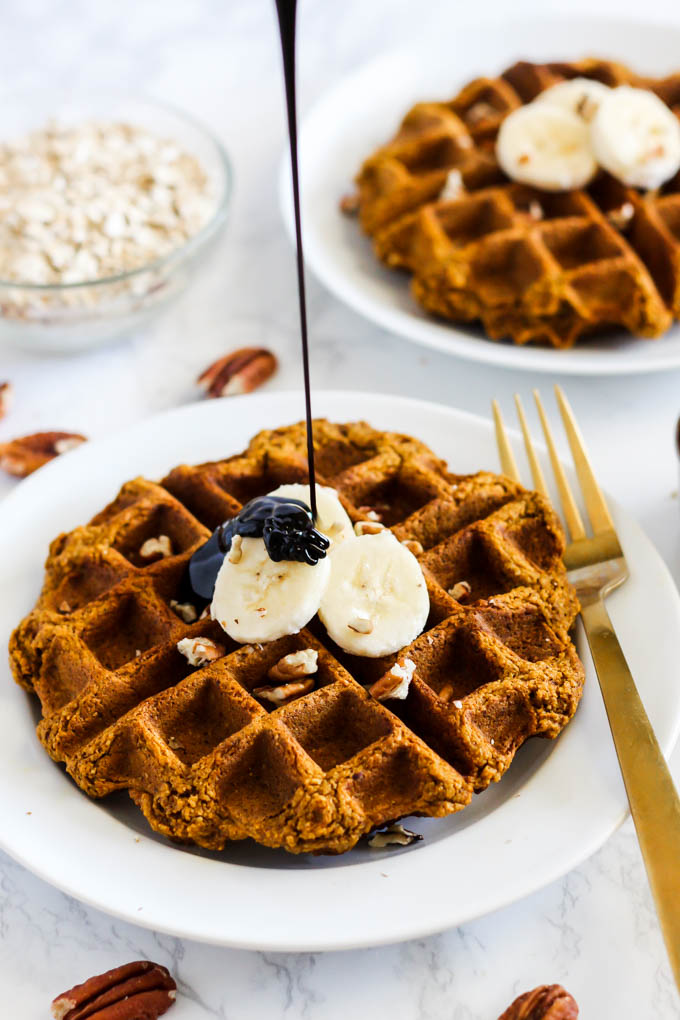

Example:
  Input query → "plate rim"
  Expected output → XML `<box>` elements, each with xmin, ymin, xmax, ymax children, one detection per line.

<box><xmin>1</xmin><ymin>389</ymin><xmax>679</xmax><ymax>951</ymax></box>
<box><xmin>280</xmin><ymin>15</ymin><xmax>680</xmax><ymax>376</ymax></box>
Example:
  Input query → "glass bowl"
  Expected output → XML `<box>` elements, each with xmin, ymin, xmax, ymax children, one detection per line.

<box><xmin>0</xmin><ymin>90</ymin><xmax>232</xmax><ymax>353</ymax></box>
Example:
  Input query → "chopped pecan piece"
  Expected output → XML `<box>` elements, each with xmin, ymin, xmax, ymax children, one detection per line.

<box><xmin>198</xmin><ymin>347</ymin><xmax>277</xmax><ymax>398</ymax></box>
<box><xmin>357</xmin><ymin>506</ymin><xmax>382</xmax><ymax>522</ymax></box>
<box><xmin>0</xmin><ymin>430</ymin><xmax>86</xmax><ymax>477</ymax></box>
<box><xmin>367</xmin><ymin>823</ymin><xmax>423</xmax><ymax>848</ymax></box>
<box><xmin>498</xmin><ymin>984</ymin><xmax>579</xmax><ymax>1019</ymax></box>
<box><xmin>228</xmin><ymin>533</ymin><xmax>243</xmax><ymax>563</ymax></box>
<box><xmin>253</xmin><ymin>675</ymin><xmax>314</xmax><ymax>705</ymax></box>
<box><xmin>354</xmin><ymin>520</ymin><xmax>386</xmax><ymax>536</ymax></box>
<box><xmin>401</xmin><ymin>538</ymin><xmax>423</xmax><ymax>555</ymax></box>
<box><xmin>51</xmin><ymin>960</ymin><xmax>177</xmax><ymax>1020</ymax></box>
<box><xmin>439</xmin><ymin>168</ymin><xmax>464</xmax><ymax>200</ymax></box>
<box><xmin>448</xmin><ymin>580</ymin><xmax>472</xmax><ymax>601</ymax></box>
<box><xmin>139</xmin><ymin>535</ymin><xmax>173</xmax><ymax>560</ymax></box>
<box><xmin>465</xmin><ymin>100</ymin><xmax>497</xmax><ymax>124</ymax></box>
<box><xmin>347</xmin><ymin>614</ymin><xmax>373</xmax><ymax>634</ymax></box>
<box><xmin>268</xmin><ymin>647</ymin><xmax>318</xmax><ymax>682</ymax></box>
<box><xmin>339</xmin><ymin>192</ymin><xmax>360</xmax><ymax>216</ymax></box>
<box><xmin>169</xmin><ymin>599</ymin><xmax>198</xmax><ymax>623</ymax></box>
<box><xmin>607</xmin><ymin>202</ymin><xmax>635</xmax><ymax>230</ymax></box>
<box><xmin>176</xmin><ymin>636</ymin><xmax>224</xmax><ymax>667</ymax></box>
<box><xmin>0</xmin><ymin>381</ymin><xmax>13</xmax><ymax>419</ymax></box>
<box><xmin>370</xmin><ymin>658</ymin><xmax>416</xmax><ymax>701</ymax></box>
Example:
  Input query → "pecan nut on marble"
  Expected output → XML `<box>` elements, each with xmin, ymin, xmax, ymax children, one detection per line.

<box><xmin>197</xmin><ymin>346</ymin><xmax>278</xmax><ymax>397</ymax></box>
<box><xmin>498</xmin><ymin>984</ymin><xmax>579</xmax><ymax>1020</ymax></box>
<box><xmin>51</xmin><ymin>960</ymin><xmax>176</xmax><ymax>1020</ymax></box>
<box><xmin>0</xmin><ymin>430</ymin><xmax>86</xmax><ymax>477</ymax></box>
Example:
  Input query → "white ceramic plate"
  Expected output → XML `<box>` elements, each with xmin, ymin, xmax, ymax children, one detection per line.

<box><xmin>280</xmin><ymin>17</ymin><xmax>680</xmax><ymax>375</ymax></box>
<box><xmin>1</xmin><ymin>391</ymin><xmax>679</xmax><ymax>951</ymax></box>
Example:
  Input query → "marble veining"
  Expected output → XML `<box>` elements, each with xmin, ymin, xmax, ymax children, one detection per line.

<box><xmin>1</xmin><ymin>0</ymin><xmax>680</xmax><ymax>1015</ymax></box>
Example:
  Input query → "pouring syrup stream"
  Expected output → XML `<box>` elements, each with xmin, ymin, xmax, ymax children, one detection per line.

<box><xmin>186</xmin><ymin>0</ymin><xmax>325</xmax><ymax>602</ymax></box>
<box><xmin>274</xmin><ymin>0</ymin><xmax>318</xmax><ymax>521</ymax></box>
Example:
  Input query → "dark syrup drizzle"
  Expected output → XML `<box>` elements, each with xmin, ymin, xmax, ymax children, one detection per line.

<box><xmin>186</xmin><ymin>0</ymin><xmax>323</xmax><ymax>603</ymax></box>
<box><xmin>188</xmin><ymin>496</ymin><xmax>329</xmax><ymax>600</ymax></box>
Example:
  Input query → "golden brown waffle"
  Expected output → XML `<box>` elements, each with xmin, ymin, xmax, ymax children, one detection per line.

<box><xmin>352</xmin><ymin>59</ymin><xmax>680</xmax><ymax>348</ymax></box>
<box><xmin>10</xmin><ymin>420</ymin><xmax>584</xmax><ymax>854</ymax></box>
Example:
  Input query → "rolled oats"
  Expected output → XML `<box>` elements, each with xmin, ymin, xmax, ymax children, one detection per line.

<box><xmin>0</xmin><ymin>119</ymin><xmax>215</xmax><ymax>319</ymax></box>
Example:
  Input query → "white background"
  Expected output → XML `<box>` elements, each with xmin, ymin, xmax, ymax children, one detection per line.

<box><xmin>1</xmin><ymin>0</ymin><xmax>680</xmax><ymax>1016</ymax></box>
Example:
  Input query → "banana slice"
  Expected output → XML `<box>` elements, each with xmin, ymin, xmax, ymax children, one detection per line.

<box><xmin>211</xmin><ymin>536</ymin><xmax>331</xmax><ymax>643</ymax></box>
<box><xmin>318</xmin><ymin>530</ymin><xmax>429</xmax><ymax>657</ymax></box>
<box><xmin>496</xmin><ymin>104</ymin><xmax>597</xmax><ymax>191</ymax></box>
<box><xmin>267</xmin><ymin>483</ymin><xmax>354</xmax><ymax>546</ymax></box>
<box><xmin>590</xmin><ymin>85</ymin><xmax>680</xmax><ymax>190</ymax></box>
<box><xmin>534</xmin><ymin>78</ymin><xmax>611</xmax><ymax>123</ymax></box>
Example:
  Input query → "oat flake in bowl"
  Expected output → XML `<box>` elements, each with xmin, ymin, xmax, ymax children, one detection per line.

<box><xmin>0</xmin><ymin>91</ymin><xmax>231</xmax><ymax>352</ymax></box>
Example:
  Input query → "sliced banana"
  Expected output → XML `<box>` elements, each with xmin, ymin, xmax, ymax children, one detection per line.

<box><xmin>534</xmin><ymin>78</ymin><xmax>611</xmax><ymax>123</ymax></box>
<box><xmin>497</xmin><ymin>104</ymin><xmax>597</xmax><ymax>191</ymax></box>
<box><xmin>590</xmin><ymin>85</ymin><xmax>680</xmax><ymax>190</ymax></box>
<box><xmin>211</xmin><ymin>536</ymin><xmax>331</xmax><ymax>643</ymax></box>
<box><xmin>318</xmin><ymin>530</ymin><xmax>429</xmax><ymax>658</ymax></box>
<box><xmin>267</xmin><ymin>483</ymin><xmax>354</xmax><ymax>546</ymax></box>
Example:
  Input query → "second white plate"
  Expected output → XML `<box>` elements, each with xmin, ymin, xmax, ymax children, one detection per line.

<box><xmin>281</xmin><ymin>17</ymin><xmax>680</xmax><ymax>375</ymax></box>
<box><xmin>0</xmin><ymin>391</ymin><xmax>679</xmax><ymax>949</ymax></box>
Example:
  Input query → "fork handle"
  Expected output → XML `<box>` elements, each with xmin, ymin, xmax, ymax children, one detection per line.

<box><xmin>580</xmin><ymin>595</ymin><xmax>680</xmax><ymax>990</ymax></box>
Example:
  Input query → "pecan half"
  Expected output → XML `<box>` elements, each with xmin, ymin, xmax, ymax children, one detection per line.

<box><xmin>0</xmin><ymin>431</ymin><xmax>86</xmax><ymax>477</ymax></box>
<box><xmin>51</xmin><ymin>960</ymin><xmax>176</xmax><ymax>1020</ymax></box>
<box><xmin>198</xmin><ymin>347</ymin><xmax>277</xmax><ymax>398</ymax></box>
<box><xmin>0</xmin><ymin>381</ymin><xmax>12</xmax><ymax>420</ymax></box>
<box><xmin>498</xmin><ymin>984</ymin><xmax>579</xmax><ymax>1020</ymax></box>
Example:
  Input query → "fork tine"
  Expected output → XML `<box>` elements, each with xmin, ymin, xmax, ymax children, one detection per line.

<box><xmin>492</xmin><ymin>400</ymin><xmax>521</xmax><ymax>482</ymax></box>
<box><xmin>514</xmin><ymin>393</ymin><xmax>550</xmax><ymax>499</ymax></box>
<box><xmin>533</xmin><ymin>389</ymin><xmax>587</xmax><ymax>542</ymax></box>
<box><xmin>554</xmin><ymin>385</ymin><xmax>615</xmax><ymax>534</ymax></box>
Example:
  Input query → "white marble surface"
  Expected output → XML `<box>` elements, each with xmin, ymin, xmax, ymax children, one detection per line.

<box><xmin>2</xmin><ymin>0</ymin><xmax>680</xmax><ymax>1015</ymax></box>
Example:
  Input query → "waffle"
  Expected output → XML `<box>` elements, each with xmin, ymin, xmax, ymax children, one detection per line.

<box><xmin>10</xmin><ymin>420</ymin><xmax>584</xmax><ymax>855</ymax></box>
<box><xmin>351</xmin><ymin>59</ymin><xmax>680</xmax><ymax>348</ymax></box>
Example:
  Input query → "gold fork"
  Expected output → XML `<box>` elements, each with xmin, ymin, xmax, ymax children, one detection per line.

<box><xmin>493</xmin><ymin>385</ymin><xmax>680</xmax><ymax>991</ymax></box>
